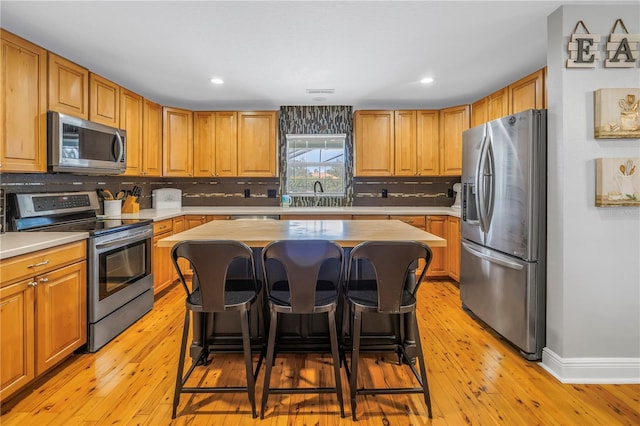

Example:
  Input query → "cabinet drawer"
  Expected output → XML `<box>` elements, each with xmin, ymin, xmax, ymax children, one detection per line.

<box><xmin>153</xmin><ymin>219</ymin><xmax>173</xmax><ymax>235</ymax></box>
<box><xmin>0</xmin><ymin>241</ymin><xmax>86</xmax><ymax>286</ymax></box>
<box><xmin>390</xmin><ymin>215</ymin><xmax>426</xmax><ymax>229</ymax></box>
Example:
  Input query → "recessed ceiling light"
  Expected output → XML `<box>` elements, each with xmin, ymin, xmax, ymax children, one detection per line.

<box><xmin>420</xmin><ymin>77</ymin><xmax>435</xmax><ymax>84</ymax></box>
<box><xmin>210</xmin><ymin>78</ymin><xmax>224</xmax><ymax>85</ymax></box>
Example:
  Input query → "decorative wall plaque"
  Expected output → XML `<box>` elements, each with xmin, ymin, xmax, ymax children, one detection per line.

<box><xmin>594</xmin><ymin>88</ymin><xmax>640</xmax><ymax>139</ymax></box>
<box><xmin>567</xmin><ymin>21</ymin><xmax>600</xmax><ymax>68</ymax></box>
<box><xmin>605</xmin><ymin>19</ymin><xmax>640</xmax><ymax>68</ymax></box>
<box><xmin>596</xmin><ymin>158</ymin><xmax>640</xmax><ymax>206</ymax></box>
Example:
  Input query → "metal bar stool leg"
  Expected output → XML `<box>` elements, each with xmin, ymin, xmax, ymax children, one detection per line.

<box><xmin>413</xmin><ymin>316</ymin><xmax>432</xmax><ymax>418</ymax></box>
<box><xmin>240</xmin><ymin>308</ymin><xmax>257</xmax><ymax>418</ymax></box>
<box><xmin>172</xmin><ymin>310</ymin><xmax>190</xmax><ymax>419</ymax></box>
<box><xmin>260</xmin><ymin>309</ymin><xmax>278</xmax><ymax>419</ymax></box>
<box><xmin>328</xmin><ymin>309</ymin><xmax>345</xmax><ymax>417</ymax></box>
<box><xmin>350</xmin><ymin>310</ymin><xmax>362</xmax><ymax>421</ymax></box>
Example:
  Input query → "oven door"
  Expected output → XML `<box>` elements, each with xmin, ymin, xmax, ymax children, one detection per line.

<box><xmin>88</xmin><ymin>225</ymin><xmax>153</xmax><ymax>323</ymax></box>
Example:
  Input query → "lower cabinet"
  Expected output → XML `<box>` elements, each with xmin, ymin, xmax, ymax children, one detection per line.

<box><xmin>0</xmin><ymin>241</ymin><xmax>86</xmax><ymax>401</ymax></box>
<box><xmin>152</xmin><ymin>219</ymin><xmax>176</xmax><ymax>295</ymax></box>
<box><xmin>426</xmin><ymin>215</ymin><xmax>448</xmax><ymax>277</ymax></box>
<box><xmin>447</xmin><ymin>216</ymin><xmax>460</xmax><ymax>282</ymax></box>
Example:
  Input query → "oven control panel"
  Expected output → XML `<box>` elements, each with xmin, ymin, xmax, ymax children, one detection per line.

<box><xmin>33</xmin><ymin>194</ymin><xmax>92</xmax><ymax>211</ymax></box>
<box><xmin>10</xmin><ymin>191</ymin><xmax>101</xmax><ymax>218</ymax></box>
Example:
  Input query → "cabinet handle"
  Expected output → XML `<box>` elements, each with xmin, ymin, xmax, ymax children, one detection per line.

<box><xmin>27</xmin><ymin>260</ymin><xmax>49</xmax><ymax>268</ymax></box>
<box><xmin>39</xmin><ymin>277</ymin><xmax>49</xmax><ymax>283</ymax></box>
<box><xmin>28</xmin><ymin>281</ymin><xmax>37</xmax><ymax>287</ymax></box>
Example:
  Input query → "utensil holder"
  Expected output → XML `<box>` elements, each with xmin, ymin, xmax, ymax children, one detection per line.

<box><xmin>121</xmin><ymin>196</ymin><xmax>140</xmax><ymax>213</ymax></box>
<box><xmin>104</xmin><ymin>200</ymin><xmax>122</xmax><ymax>217</ymax></box>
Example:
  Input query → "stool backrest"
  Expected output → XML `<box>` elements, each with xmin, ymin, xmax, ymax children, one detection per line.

<box><xmin>262</xmin><ymin>240</ymin><xmax>344</xmax><ymax>313</ymax></box>
<box><xmin>171</xmin><ymin>240</ymin><xmax>257</xmax><ymax>311</ymax></box>
<box><xmin>347</xmin><ymin>241</ymin><xmax>432</xmax><ymax>313</ymax></box>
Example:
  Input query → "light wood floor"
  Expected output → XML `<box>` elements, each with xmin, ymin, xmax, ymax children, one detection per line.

<box><xmin>1</xmin><ymin>280</ymin><xmax>638</xmax><ymax>425</ymax></box>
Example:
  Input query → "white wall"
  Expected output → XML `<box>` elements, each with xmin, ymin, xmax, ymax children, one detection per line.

<box><xmin>543</xmin><ymin>4</ymin><xmax>640</xmax><ymax>383</ymax></box>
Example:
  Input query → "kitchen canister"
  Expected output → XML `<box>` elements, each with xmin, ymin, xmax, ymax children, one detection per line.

<box><xmin>104</xmin><ymin>199</ymin><xmax>122</xmax><ymax>217</ymax></box>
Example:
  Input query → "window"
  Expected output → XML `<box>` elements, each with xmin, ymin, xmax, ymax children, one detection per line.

<box><xmin>285</xmin><ymin>134</ymin><xmax>346</xmax><ymax>195</ymax></box>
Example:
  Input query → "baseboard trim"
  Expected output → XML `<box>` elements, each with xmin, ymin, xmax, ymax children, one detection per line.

<box><xmin>540</xmin><ymin>348</ymin><xmax>640</xmax><ymax>384</ymax></box>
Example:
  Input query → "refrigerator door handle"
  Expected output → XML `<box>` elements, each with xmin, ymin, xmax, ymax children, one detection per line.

<box><xmin>462</xmin><ymin>241</ymin><xmax>524</xmax><ymax>270</ymax></box>
<box><xmin>476</xmin><ymin>125</ymin><xmax>490</xmax><ymax>232</ymax></box>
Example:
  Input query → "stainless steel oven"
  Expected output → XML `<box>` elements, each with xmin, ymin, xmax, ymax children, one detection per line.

<box><xmin>7</xmin><ymin>191</ymin><xmax>154</xmax><ymax>352</ymax></box>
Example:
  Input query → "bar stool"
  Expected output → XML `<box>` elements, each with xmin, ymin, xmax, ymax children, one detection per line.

<box><xmin>344</xmin><ymin>240</ymin><xmax>433</xmax><ymax>421</ymax></box>
<box><xmin>171</xmin><ymin>240</ymin><xmax>264</xmax><ymax>419</ymax></box>
<box><xmin>260</xmin><ymin>239</ymin><xmax>345</xmax><ymax>419</ymax></box>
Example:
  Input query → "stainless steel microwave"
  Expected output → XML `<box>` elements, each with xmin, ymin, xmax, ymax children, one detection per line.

<box><xmin>48</xmin><ymin>111</ymin><xmax>126</xmax><ymax>174</ymax></box>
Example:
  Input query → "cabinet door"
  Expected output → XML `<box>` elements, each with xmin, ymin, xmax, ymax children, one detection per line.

<box><xmin>48</xmin><ymin>52</ymin><xmax>89</xmax><ymax>119</ymax></box>
<box><xmin>509</xmin><ymin>69</ymin><xmax>544</xmax><ymax>114</ymax></box>
<box><xmin>416</xmin><ymin>110</ymin><xmax>439</xmax><ymax>176</ymax></box>
<box><xmin>153</xmin><ymin>231</ymin><xmax>175</xmax><ymax>295</ymax></box>
<box><xmin>354</xmin><ymin>110</ymin><xmax>394</xmax><ymax>176</ymax></box>
<box><xmin>163</xmin><ymin>107</ymin><xmax>193</xmax><ymax>177</ymax></box>
<box><xmin>121</xmin><ymin>89</ymin><xmax>143</xmax><ymax>176</ymax></box>
<box><xmin>447</xmin><ymin>216</ymin><xmax>460</xmax><ymax>282</ymax></box>
<box><xmin>193</xmin><ymin>112</ymin><xmax>215</xmax><ymax>177</ymax></box>
<box><xmin>89</xmin><ymin>73</ymin><xmax>119</xmax><ymax>127</ymax></box>
<box><xmin>0</xmin><ymin>278</ymin><xmax>35</xmax><ymax>401</ymax></box>
<box><xmin>184</xmin><ymin>214</ymin><xmax>214</xmax><ymax>229</ymax></box>
<box><xmin>426</xmin><ymin>216</ymin><xmax>448</xmax><ymax>277</ymax></box>
<box><xmin>488</xmin><ymin>87</ymin><xmax>509</xmax><ymax>121</ymax></box>
<box><xmin>0</xmin><ymin>30</ymin><xmax>48</xmax><ymax>173</ymax></box>
<box><xmin>439</xmin><ymin>105</ymin><xmax>469</xmax><ymax>176</ymax></box>
<box><xmin>237</xmin><ymin>111</ymin><xmax>277</xmax><ymax>177</ymax></box>
<box><xmin>471</xmin><ymin>97</ymin><xmax>488</xmax><ymax>128</ymax></box>
<box><xmin>35</xmin><ymin>261</ymin><xmax>86</xmax><ymax>375</ymax></box>
<box><xmin>215</xmin><ymin>111</ymin><xmax>238</xmax><ymax>177</ymax></box>
<box><xmin>142</xmin><ymin>99</ymin><xmax>162</xmax><ymax>176</ymax></box>
<box><xmin>394</xmin><ymin>110</ymin><xmax>417</xmax><ymax>176</ymax></box>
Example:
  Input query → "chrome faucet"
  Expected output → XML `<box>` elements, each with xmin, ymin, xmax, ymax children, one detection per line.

<box><xmin>313</xmin><ymin>180</ymin><xmax>324</xmax><ymax>194</ymax></box>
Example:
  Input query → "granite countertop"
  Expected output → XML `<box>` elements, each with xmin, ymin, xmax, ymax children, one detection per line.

<box><xmin>0</xmin><ymin>232</ymin><xmax>89</xmax><ymax>260</ymax></box>
<box><xmin>0</xmin><ymin>206</ymin><xmax>461</xmax><ymax>260</ymax></box>
<box><xmin>120</xmin><ymin>206</ymin><xmax>462</xmax><ymax>221</ymax></box>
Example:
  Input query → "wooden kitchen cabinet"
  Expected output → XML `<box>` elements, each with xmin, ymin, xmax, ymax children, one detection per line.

<box><xmin>426</xmin><ymin>215</ymin><xmax>448</xmax><ymax>277</ymax></box>
<box><xmin>120</xmin><ymin>88</ymin><xmax>143</xmax><ymax>176</ymax></box>
<box><xmin>193</xmin><ymin>112</ymin><xmax>216</xmax><ymax>177</ymax></box>
<box><xmin>0</xmin><ymin>241</ymin><xmax>86</xmax><ymax>401</ymax></box>
<box><xmin>471</xmin><ymin>97</ymin><xmax>488</xmax><ymax>128</ymax></box>
<box><xmin>89</xmin><ymin>73</ymin><xmax>120</xmax><ymax>127</ymax></box>
<box><xmin>142</xmin><ymin>99</ymin><xmax>163</xmax><ymax>176</ymax></box>
<box><xmin>509</xmin><ymin>68</ymin><xmax>545</xmax><ymax>114</ymax></box>
<box><xmin>0</xmin><ymin>30</ymin><xmax>48</xmax><ymax>173</ymax></box>
<box><xmin>163</xmin><ymin>106</ymin><xmax>193</xmax><ymax>177</ymax></box>
<box><xmin>184</xmin><ymin>215</ymin><xmax>215</xmax><ymax>229</ymax></box>
<box><xmin>416</xmin><ymin>110</ymin><xmax>440</xmax><ymax>176</ymax></box>
<box><xmin>394</xmin><ymin>110</ymin><xmax>417</xmax><ymax>176</ymax></box>
<box><xmin>488</xmin><ymin>87</ymin><xmax>509</xmax><ymax>121</ymax></box>
<box><xmin>152</xmin><ymin>219</ymin><xmax>176</xmax><ymax>294</ymax></box>
<box><xmin>447</xmin><ymin>216</ymin><xmax>460</xmax><ymax>282</ymax></box>
<box><xmin>215</xmin><ymin>112</ymin><xmax>238</xmax><ymax>177</ymax></box>
<box><xmin>354</xmin><ymin>110</ymin><xmax>394</xmax><ymax>176</ymax></box>
<box><xmin>48</xmin><ymin>52</ymin><xmax>89</xmax><ymax>119</ymax></box>
<box><xmin>237</xmin><ymin>111</ymin><xmax>277</xmax><ymax>177</ymax></box>
<box><xmin>439</xmin><ymin>104</ymin><xmax>469</xmax><ymax>176</ymax></box>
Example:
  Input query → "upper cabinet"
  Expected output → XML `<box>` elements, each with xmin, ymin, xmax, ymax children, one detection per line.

<box><xmin>215</xmin><ymin>112</ymin><xmax>238</xmax><ymax>177</ymax></box>
<box><xmin>509</xmin><ymin>68</ymin><xmax>545</xmax><ymax>114</ymax></box>
<box><xmin>142</xmin><ymin>99</ymin><xmax>163</xmax><ymax>176</ymax></box>
<box><xmin>0</xmin><ymin>30</ymin><xmax>47</xmax><ymax>173</ymax></box>
<box><xmin>439</xmin><ymin>105</ymin><xmax>469</xmax><ymax>176</ymax></box>
<box><xmin>89</xmin><ymin>73</ymin><xmax>120</xmax><ymax>127</ymax></box>
<box><xmin>488</xmin><ymin>87</ymin><xmax>509</xmax><ymax>122</ymax></box>
<box><xmin>471</xmin><ymin>97</ymin><xmax>488</xmax><ymax>128</ymax></box>
<box><xmin>120</xmin><ymin>89</ymin><xmax>143</xmax><ymax>176</ymax></box>
<box><xmin>355</xmin><ymin>109</ymin><xmax>440</xmax><ymax>177</ymax></box>
<box><xmin>162</xmin><ymin>107</ymin><xmax>193</xmax><ymax>177</ymax></box>
<box><xmin>48</xmin><ymin>52</ymin><xmax>89</xmax><ymax>120</ymax></box>
<box><xmin>237</xmin><ymin>111</ymin><xmax>277</xmax><ymax>177</ymax></box>
<box><xmin>193</xmin><ymin>112</ymin><xmax>216</xmax><ymax>177</ymax></box>
<box><xmin>354</xmin><ymin>110</ymin><xmax>394</xmax><ymax>176</ymax></box>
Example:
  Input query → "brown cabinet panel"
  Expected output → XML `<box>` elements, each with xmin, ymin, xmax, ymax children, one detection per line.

<box><xmin>162</xmin><ymin>107</ymin><xmax>193</xmax><ymax>177</ymax></box>
<box><xmin>447</xmin><ymin>216</ymin><xmax>460</xmax><ymax>282</ymax></box>
<box><xmin>237</xmin><ymin>111</ymin><xmax>277</xmax><ymax>177</ymax></box>
<box><xmin>426</xmin><ymin>215</ymin><xmax>448</xmax><ymax>277</ymax></box>
<box><xmin>48</xmin><ymin>52</ymin><xmax>88</xmax><ymax>119</ymax></box>
<box><xmin>215</xmin><ymin>112</ymin><xmax>238</xmax><ymax>177</ymax></box>
<box><xmin>89</xmin><ymin>73</ymin><xmax>119</xmax><ymax>127</ymax></box>
<box><xmin>439</xmin><ymin>105</ymin><xmax>469</xmax><ymax>176</ymax></box>
<box><xmin>193</xmin><ymin>112</ymin><xmax>215</xmax><ymax>177</ymax></box>
<box><xmin>509</xmin><ymin>69</ymin><xmax>545</xmax><ymax>114</ymax></box>
<box><xmin>120</xmin><ymin>89</ymin><xmax>143</xmax><ymax>176</ymax></box>
<box><xmin>488</xmin><ymin>87</ymin><xmax>509</xmax><ymax>121</ymax></box>
<box><xmin>0</xmin><ymin>30</ymin><xmax>47</xmax><ymax>173</ymax></box>
<box><xmin>153</xmin><ymin>231</ymin><xmax>174</xmax><ymax>295</ymax></box>
<box><xmin>471</xmin><ymin>97</ymin><xmax>488</xmax><ymax>128</ymax></box>
<box><xmin>394</xmin><ymin>110</ymin><xmax>417</xmax><ymax>176</ymax></box>
<box><xmin>416</xmin><ymin>110</ymin><xmax>439</xmax><ymax>176</ymax></box>
<box><xmin>354</xmin><ymin>110</ymin><xmax>394</xmax><ymax>176</ymax></box>
<box><xmin>142</xmin><ymin>99</ymin><xmax>162</xmax><ymax>176</ymax></box>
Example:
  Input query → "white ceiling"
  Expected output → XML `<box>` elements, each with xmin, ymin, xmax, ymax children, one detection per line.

<box><xmin>0</xmin><ymin>1</ymin><xmax>607</xmax><ymax>111</ymax></box>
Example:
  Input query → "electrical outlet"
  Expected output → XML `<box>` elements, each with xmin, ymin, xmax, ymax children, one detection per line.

<box><xmin>244</xmin><ymin>189</ymin><xmax>250</xmax><ymax>198</ymax></box>
<box><xmin>267</xmin><ymin>189</ymin><xmax>277</xmax><ymax>198</ymax></box>
<box><xmin>381</xmin><ymin>189</ymin><xmax>388</xmax><ymax>198</ymax></box>
<box><xmin>447</xmin><ymin>189</ymin><xmax>454</xmax><ymax>198</ymax></box>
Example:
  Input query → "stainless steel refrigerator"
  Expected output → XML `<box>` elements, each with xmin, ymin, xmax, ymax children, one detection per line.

<box><xmin>460</xmin><ymin>109</ymin><xmax>546</xmax><ymax>360</ymax></box>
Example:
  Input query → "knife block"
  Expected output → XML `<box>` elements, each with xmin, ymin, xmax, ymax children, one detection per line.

<box><xmin>121</xmin><ymin>196</ymin><xmax>140</xmax><ymax>213</ymax></box>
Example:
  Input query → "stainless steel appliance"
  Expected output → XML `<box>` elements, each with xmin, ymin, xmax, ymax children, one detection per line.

<box><xmin>7</xmin><ymin>191</ymin><xmax>153</xmax><ymax>352</ymax></box>
<box><xmin>460</xmin><ymin>109</ymin><xmax>546</xmax><ymax>360</ymax></box>
<box><xmin>48</xmin><ymin>111</ymin><xmax>126</xmax><ymax>174</ymax></box>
